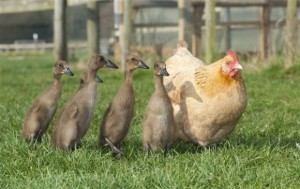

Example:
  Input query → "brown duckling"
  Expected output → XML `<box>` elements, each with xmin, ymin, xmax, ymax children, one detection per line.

<box><xmin>99</xmin><ymin>55</ymin><xmax>149</xmax><ymax>158</ymax></box>
<box><xmin>51</xmin><ymin>55</ymin><xmax>118</xmax><ymax>150</ymax></box>
<box><xmin>22</xmin><ymin>60</ymin><xmax>74</xmax><ymax>142</ymax></box>
<box><xmin>142</xmin><ymin>61</ymin><xmax>176</xmax><ymax>153</ymax></box>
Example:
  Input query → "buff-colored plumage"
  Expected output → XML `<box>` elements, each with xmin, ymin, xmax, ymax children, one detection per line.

<box><xmin>163</xmin><ymin>42</ymin><xmax>247</xmax><ymax>147</ymax></box>
<box><xmin>164</xmin><ymin>41</ymin><xmax>204</xmax><ymax>80</ymax></box>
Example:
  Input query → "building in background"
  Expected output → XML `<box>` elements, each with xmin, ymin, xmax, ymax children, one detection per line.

<box><xmin>0</xmin><ymin>0</ymin><xmax>299</xmax><ymax>56</ymax></box>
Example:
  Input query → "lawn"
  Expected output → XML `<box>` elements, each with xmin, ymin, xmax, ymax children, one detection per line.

<box><xmin>0</xmin><ymin>53</ymin><xmax>299</xmax><ymax>188</ymax></box>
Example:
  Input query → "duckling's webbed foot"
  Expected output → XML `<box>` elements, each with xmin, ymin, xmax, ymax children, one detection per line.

<box><xmin>61</xmin><ymin>140</ymin><xmax>77</xmax><ymax>151</ymax></box>
<box><xmin>27</xmin><ymin>137</ymin><xmax>36</xmax><ymax>144</ymax></box>
<box><xmin>164</xmin><ymin>145</ymin><xmax>171</xmax><ymax>155</ymax></box>
<box><xmin>144</xmin><ymin>144</ymin><xmax>152</xmax><ymax>154</ymax></box>
<box><xmin>104</xmin><ymin>137</ymin><xmax>123</xmax><ymax>156</ymax></box>
<box><xmin>113</xmin><ymin>151</ymin><xmax>123</xmax><ymax>159</ymax></box>
<box><xmin>36</xmin><ymin>135</ymin><xmax>43</xmax><ymax>143</ymax></box>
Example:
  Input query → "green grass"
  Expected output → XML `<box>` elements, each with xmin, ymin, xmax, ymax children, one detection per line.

<box><xmin>0</xmin><ymin>54</ymin><xmax>300</xmax><ymax>188</ymax></box>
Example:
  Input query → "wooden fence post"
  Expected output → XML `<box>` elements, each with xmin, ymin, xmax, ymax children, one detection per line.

<box><xmin>123</xmin><ymin>0</ymin><xmax>131</xmax><ymax>66</ymax></box>
<box><xmin>223</xmin><ymin>7</ymin><xmax>231</xmax><ymax>50</ymax></box>
<box><xmin>178</xmin><ymin>0</ymin><xmax>185</xmax><ymax>41</ymax></box>
<box><xmin>260</xmin><ymin>4</ymin><xmax>270</xmax><ymax>61</ymax></box>
<box><xmin>87</xmin><ymin>1</ymin><xmax>99</xmax><ymax>57</ymax></box>
<box><xmin>118</xmin><ymin>0</ymin><xmax>125</xmax><ymax>71</ymax></box>
<box><xmin>192</xmin><ymin>4</ymin><xmax>204</xmax><ymax>57</ymax></box>
<box><xmin>284</xmin><ymin>0</ymin><xmax>298</xmax><ymax>68</ymax></box>
<box><xmin>54</xmin><ymin>0</ymin><xmax>68</xmax><ymax>61</ymax></box>
<box><xmin>118</xmin><ymin>0</ymin><xmax>132</xmax><ymax>71</ymax></box>
<box><xmin>205</xmin><ymin>0</ymin><xmax>216</xmax><ymax>63</ymax></box>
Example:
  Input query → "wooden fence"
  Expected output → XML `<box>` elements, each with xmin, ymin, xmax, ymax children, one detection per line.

<box><xmin>0</xmin><ymin>42</ymin><xmax>86</xmax><ymax>53</ymax></box>
<box><xmin>192</xmin><ymin>0</ymin><xmax>300</xmax><ymax>59</ymax></box>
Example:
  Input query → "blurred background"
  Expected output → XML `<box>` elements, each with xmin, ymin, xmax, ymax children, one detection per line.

<box><xmin>0</xmin><ymin>0</ymin><xmax>299</xmax><ymax>68</ymax></box>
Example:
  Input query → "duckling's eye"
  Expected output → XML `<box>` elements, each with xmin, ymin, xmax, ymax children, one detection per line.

<box><xmin>100</xmin><ymin>56</ymin><xmax>105</xmax><ymax>61</ymax></box>
<box><xmin>58</xmin><ymin>64</ymin><xmax>64</xmax><ymax>68</ymax></box>
<box><xmin>131</xmin><ymin>57</ymin><xmax>136</xmax><ymax>62</ymax></box>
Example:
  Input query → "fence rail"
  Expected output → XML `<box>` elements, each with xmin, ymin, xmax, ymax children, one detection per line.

<box><xmin>0</xmin><ymin>42</ymin><xmax>87</xmax><ymax>52</ymax></box>
<box><xmin>0</xmin><ymin>0</ymin><xmax>110</xmax><ymax>14</ymax></box>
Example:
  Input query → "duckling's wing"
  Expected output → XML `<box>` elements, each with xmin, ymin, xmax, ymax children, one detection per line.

<box><xmin>69</xmin><ymin>104</ymin><xmax>79</xmax><ymax>118</ymax></box>
<box><xmin>31</xmin><ymin>104</ymin><xmax>41</xmax><ymax>112</ymax></box>
<box><xmin>103</xmin><ymin>103</ymin><xmax>115</xmax><ymax>118</ymax></box>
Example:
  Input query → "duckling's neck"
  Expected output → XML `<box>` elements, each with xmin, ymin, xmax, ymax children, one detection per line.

<box><xmin>49</xmin><ymin>74</ymin><xmax>62</xmax><ymax>100</ymax></box>
<box><xmin>53</xmin><ymin>74</ymin><xmax>62</xmax><ymax>84</ymax></box>
<box><xmin>154</xmin><ymin>75</ymin><xmax>166</xmax><ymax>95</ymax></box>
<box><xmin>87</xmin><ymin>70</ymin><xmax>98</xmax><ymax>83</ymax></box>
<box><xmin>124</xmin><ymin>69</ymin><xmax>133</xmax><ymax>83</ymax></box>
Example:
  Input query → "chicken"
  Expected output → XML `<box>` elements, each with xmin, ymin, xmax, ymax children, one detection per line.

<box><xmin>164</xmin><ymin>42</ymin><xmax>247</xmax><ymax>147</ymax></box>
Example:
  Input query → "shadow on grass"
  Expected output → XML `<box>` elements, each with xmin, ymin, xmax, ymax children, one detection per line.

<box><xmin>229</xmin><ymin>132</ymin><xmax>300</xmax><ymax>150</ymax></box>
<box><xmin>136</xmin><ymin>130</ymin><xmax>300</xmax><ymax>156</ymax></box>
<box><xmin>19</xmin><ymin>129</ymin><xmax>299</xmax><ymax>158</ymax></box>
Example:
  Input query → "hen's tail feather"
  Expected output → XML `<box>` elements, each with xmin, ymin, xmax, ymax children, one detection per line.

<box><xmin>173</xmin><ymin>40</ymin><xmax>193</xmax><ymax>57</ymax></box>
<box><xmin>177</xmin><ymin>40</ymin><xmax>188</xmax><ymax>48</ymax></box>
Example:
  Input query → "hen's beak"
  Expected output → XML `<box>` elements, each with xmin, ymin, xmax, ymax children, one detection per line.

<box><xmin>234</xmin><ymin>64</ymin><xmax>243</xmax><ymax>70</ymax></box>
<box><xmin>63</xmin><ymin>67</ymin><xmax>74</xmax><ymax>76</ymax></box>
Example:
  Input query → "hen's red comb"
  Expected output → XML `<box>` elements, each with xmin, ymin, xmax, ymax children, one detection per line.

<box><xmin>227</xmin><ymin>49</ymin><xmax>238</xmax><ymax>61</ymax></box>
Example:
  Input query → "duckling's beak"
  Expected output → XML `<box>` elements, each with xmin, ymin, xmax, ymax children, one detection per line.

<box><xmin>96</xmin><ymin>74</ymin><xmax>103</xmax><ymax>83</ymax></box>
<box><xmin>63</xmin><ymin>67</ymin><xmax>74</xmax><ymax>76</ymax></box>
<box><xmin>137</xmin><ymin>61</ymin><xmax>149</xmax><ymax>69</ymax></box>
<box><xmin>160</xmin><ymin>68</ymin><xmax>169</xmax><ymax>76</ymax></box>
<box><xmin>106</xmin><ymin>59</ymin><xmax>118</xmax><ymax>69</ymax></box>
